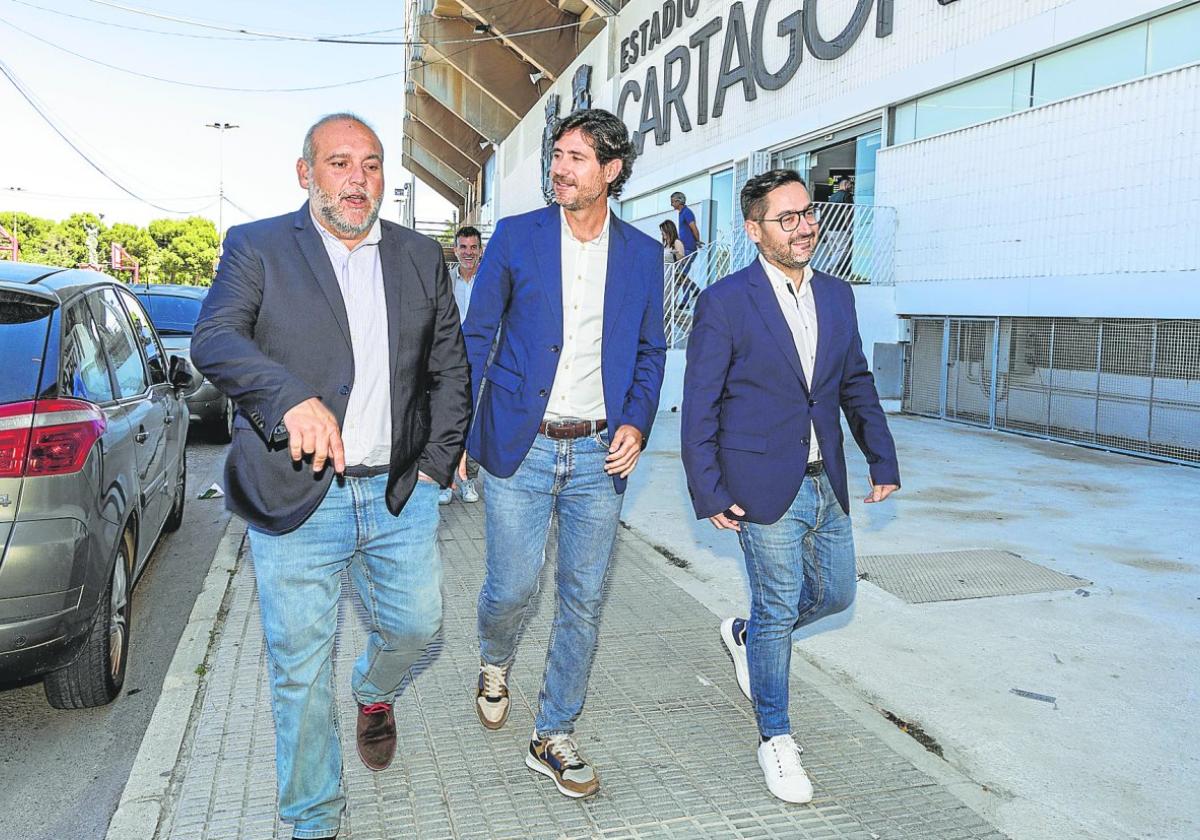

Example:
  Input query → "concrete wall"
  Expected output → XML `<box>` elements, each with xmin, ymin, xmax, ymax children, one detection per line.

<box><xmin>878</xmin><ymin>63</ymin><xmax>1200</xmax><ymax>318</ymax></box>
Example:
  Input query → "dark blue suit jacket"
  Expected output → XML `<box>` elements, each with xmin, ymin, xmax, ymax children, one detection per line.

<box><xmin>681</xmin><ymin>260</ymin><xmax>899</xmax><ymax>524</ymax></box>
<box><xmin>462</xmin><ymin>205</ymin><xmax>666</xmax><ymax>494</ymax></box>
<box><xmin>192</xmin><ymin>204</ymin><xmax>471</xmax><ymax>534</ymax></box>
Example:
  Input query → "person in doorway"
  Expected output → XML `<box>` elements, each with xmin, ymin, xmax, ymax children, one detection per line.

<box><xmin>444</xmin><ymin>224</ymin><xmax>485</xmax><ymax>505</ymax></box>
<box><xmin>820</xmin><ymin>176</ymin><xmax>854</xmax><ymax>275</ymax></box>
<box><xmin>681</xmin><ymin>168</ymin><xmax>899</xmax><ymax>805</ymax></box>
<box><xmin>191</xmin><ymin>113</ymin><xmax>471</xmax><ymax>840</ymax></box>
<box><xmin>462</xmin><ymin>108</ymin><xmax>665</xmax><ymax>799</ymax></box>
<box><xmin>660</xmin><ymin>219</ymin><xmax>691</xmax><ymax>339</ymax></box>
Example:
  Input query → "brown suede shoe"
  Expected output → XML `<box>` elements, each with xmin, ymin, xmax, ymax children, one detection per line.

<box><xmin>356</xmin><ymin>702</ymin><xmax>396</xmax><ymax>771</ymax></box>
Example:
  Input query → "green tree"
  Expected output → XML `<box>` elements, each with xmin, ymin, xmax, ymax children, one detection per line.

<box><xmin>148</xmin><ymin>217</ymin><xmax>218</xmax><ymax>285</ymax></box>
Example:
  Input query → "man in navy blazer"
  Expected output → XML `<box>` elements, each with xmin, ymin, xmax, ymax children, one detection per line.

<box><xmin>681</xmin><ymin>169</ymin><xmax>899</xmax><ymax>805</ymax></box>
<box><xmin>192</xmin><ymin>114</ymin><xmax>470</xmax><ymax>840</ymax></box>
<box><xmin>462</xmin><ymin>109</ymin><xmax>665</xmax><ymax>798</ymax></box>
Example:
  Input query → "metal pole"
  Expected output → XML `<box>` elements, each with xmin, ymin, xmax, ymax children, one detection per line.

<box><xmin>206</xmin><ymin>122</ymin><xmax>239</xmax><ymax>253</ymax></box>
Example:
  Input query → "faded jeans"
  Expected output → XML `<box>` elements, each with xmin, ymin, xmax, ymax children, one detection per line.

<box><xmin>247</xmin><ymin>475</ymin><xmax>442</xmax><ymax>839</ymax></box>
<box><xmin>738</xmin><ymin>470</ymin><xmax>857</xmax><ymax>738</ymax></box>
<box><xmin>477</xmin><ymin>432</ymin><xmax>623</xmax><ymax>736</ymax></box>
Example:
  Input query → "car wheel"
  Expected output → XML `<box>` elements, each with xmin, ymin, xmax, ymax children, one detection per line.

<box><xmin>44</xmin><ymin>530</ymin><xmax>133</xmax><ymax>709</ymax></box>
<box><xmin>211</xmin><ymin>398</ymin><xmax>233</xmax><ymax>444</ymax></box>
<box><xmin>163</xmin><ymin>457</ymin><xmax>186</xmax><ymax>533</ymax></box>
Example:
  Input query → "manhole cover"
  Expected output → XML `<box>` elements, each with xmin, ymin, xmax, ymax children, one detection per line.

<box><xmin>856</xmin><ymin>549</ymin><xmax>1090</xmax><ymax>603</ymax></box>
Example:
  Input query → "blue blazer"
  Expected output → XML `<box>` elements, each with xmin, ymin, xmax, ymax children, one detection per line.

<box><xmin>681</xmin><ymin>260</ymin><xmax>900</xmax><ymax>524</ymax></box>
<box><xmin>462</xmin><ymin>205</ymin><xmax>666</xmax><ymax>493</ymax></box>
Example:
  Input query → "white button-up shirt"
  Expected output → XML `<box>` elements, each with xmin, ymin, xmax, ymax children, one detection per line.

<box><xmin>450</xmin><ymin>263</ymin><xmax>475</xmax><ymax>324</ymax></box>
<box><xmin>312</xmin><ymin>212</ymin><xmax>392</xmax><ymax>467</ymax></box>
<box><xmin>759</xmin><ymin>255</ymin><xmax>821</xmax><ymax>463</ymax></box>
<box><xmin>545</xmin><ymin>207</ymin><xmax>609</xmax><ymax>421</ymax></box>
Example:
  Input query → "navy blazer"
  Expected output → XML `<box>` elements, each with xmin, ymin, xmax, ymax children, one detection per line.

<box><xmin>681</xmin><ymin>260</ymin><xmax>900</xmax><ymax>524</ymax></box>
<box><xmin>462</xmin><ymin>205</ymin><xmax>666</xmax><ymax>494</ymax></box>
<box><xmin>191</xmin><ymin>203</ymin><xmax>472</xmax><ymax>535</ymax></box>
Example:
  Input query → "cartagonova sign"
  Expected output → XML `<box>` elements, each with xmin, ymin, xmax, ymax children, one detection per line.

<box><xmin>617</xmin><ymin>0</ymin><xmax>958</xmax><ymax>154</ymax></box>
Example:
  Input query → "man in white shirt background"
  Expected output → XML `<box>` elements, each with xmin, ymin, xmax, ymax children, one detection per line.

<box><xmin>444</xmin><ymin>225</ymin><xmax>484</xmax><ymax>504</ymax></box>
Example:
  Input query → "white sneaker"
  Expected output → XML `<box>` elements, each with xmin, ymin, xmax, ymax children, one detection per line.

<box><xmin>720</xmin><ymin>617</ymin><xmax>751</xmax><ymax>700</ymax></box>
<box><xmin>757</xmin><ymin>735</ymin><xmax>813</xmax><ymax>804</ymax></box>
<box><xmin>438</xmin><ymin>486</ymin><xmax>453</xmax><ymax>505</ymax></box>
<box><xmin>460</xmin><ymin>478</ymin><xmax>479</xmax><ymax>503</ymax></box>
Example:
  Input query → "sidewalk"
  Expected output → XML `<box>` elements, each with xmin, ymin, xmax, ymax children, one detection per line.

<box><xmin>122</xmin><ymin>489</ymin><xmax>1009</xmax><ymax>839</ymax></box>
<box><xmin>623</xmin><ymin>413</ymin><xmax>1200</xmax><ymax>840</ymax></box>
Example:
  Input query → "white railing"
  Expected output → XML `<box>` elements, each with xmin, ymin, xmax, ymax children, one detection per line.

<box><xmin>662</xmin><ymin>201</ymin><xmax>897</xmax><ymax>348</ymax></box>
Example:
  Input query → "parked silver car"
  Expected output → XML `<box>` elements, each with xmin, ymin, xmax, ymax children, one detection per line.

<box><xmin>129</xmin><ymin>284</ymin><xmax>233</xmax><ymax>442</ymax></box>
<box><xmin>0</xmin><ymin>263</ymin><xmax>196</xmax><ymax>708</ymax></box>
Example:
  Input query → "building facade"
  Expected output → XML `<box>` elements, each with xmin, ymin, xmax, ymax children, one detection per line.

<box><xmin>405</xmin><ymin>0</ymin><xmax>1200</xmax><ymax>464</ymax></box>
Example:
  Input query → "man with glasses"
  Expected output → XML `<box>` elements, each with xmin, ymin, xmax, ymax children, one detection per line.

<box><xmin>681</xmin><ymin>169</ymin><xmax>899</xmax><ymax>804</ymax></box>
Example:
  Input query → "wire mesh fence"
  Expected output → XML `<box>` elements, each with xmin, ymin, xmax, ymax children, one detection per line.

<box><xmin>903</xmin><ymin>316</ymin><xmax>1200</xmax><ymax>465</ymax></box>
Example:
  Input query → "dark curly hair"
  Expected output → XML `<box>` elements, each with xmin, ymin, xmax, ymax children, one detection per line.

<box><xmin>552</xmin><ymin>109</ymin><xmax>636</xmax><ymax>199</ymax></box>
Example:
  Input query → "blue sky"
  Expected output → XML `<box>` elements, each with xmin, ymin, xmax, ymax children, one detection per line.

<box><xmin>0</xmin><ymin>0</ymin><xmax>454</xmax><ymax>230</ymax></box>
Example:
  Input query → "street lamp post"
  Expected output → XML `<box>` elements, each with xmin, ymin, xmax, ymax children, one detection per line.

<box><xmin>205</xmin><ymin>122</ymin><xmax>239</xmax><ymax>249</ymax></box>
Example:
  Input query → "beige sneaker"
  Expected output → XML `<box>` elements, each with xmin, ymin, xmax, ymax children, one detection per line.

<box><xmin>525</xmin><ymin>731</ymin><xmax>599</xmax><ymax>798</ymax></box>
<box><xmin>475</xmin><ymin>662</ymin><xmax>510</xmax><ymax>730</ymax></box>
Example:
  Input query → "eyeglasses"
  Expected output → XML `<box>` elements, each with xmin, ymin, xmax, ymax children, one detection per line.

<box><xmin>755</xmin><ymin>207</ymin><xmax>819</xmax><ymax>232</ymax></box>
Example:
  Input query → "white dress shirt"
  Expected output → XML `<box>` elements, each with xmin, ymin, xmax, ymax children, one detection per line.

<box><xmin>545</xmin><ymin>207</ymin><xmax>609</xmax><ymax>421</ymax></box>
<box><xmin>759</xmin><ymin>255</ymin><xmax>821</xmax><ymax>463</ymax></box>
<box><xmin>311</xmin><ymin>212</ymin><xmax>392</xmax><ymax>467</ymax></box>
<box><xmin>450</xmin><ymin>263</ymin><xmax>475</xmax><ymax>324</ymax></box>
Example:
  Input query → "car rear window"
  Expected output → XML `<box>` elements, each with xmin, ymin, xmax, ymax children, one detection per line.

<box><xmin>134</xmin><ymin>293</ymin><xmax>204</xmax><ymax>335</ymax></box>
<box><xmin>0</xmin><ymin>291</ymin><xmax>55</xmax><ymax>404</ymax></box>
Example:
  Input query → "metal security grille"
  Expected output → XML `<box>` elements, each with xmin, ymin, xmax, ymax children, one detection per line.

<box><xmin>903</xmin><ymin>317</ymin><xmax>1200</xmax><ymax>465</ymax></box>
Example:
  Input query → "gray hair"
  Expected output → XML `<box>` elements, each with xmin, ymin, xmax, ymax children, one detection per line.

<box><xmin>670</xmin><ymin>191</ymin><xmax>686</xmax><ymax>204</ymax></box>
<box><xmin>302</xmin><ymin>112</ymin><xmax>380</xmax><ymax>166</ymax></box>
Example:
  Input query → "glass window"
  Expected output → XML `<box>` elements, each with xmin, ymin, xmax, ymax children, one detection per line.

<box><xmin>915</xmin><ymin>66</ymin><xmax>1028</xmax><ymax>138</ymax></box>
<box><xmin>853</xmin><ymin>131</ymin><xmax>882</xmax><ymax>206</ymax></box>
<box><xmin>133</xmin><ymin>293</ymin><xmax>203</xmax><ymax>335</ymax></box>
<box><xmin>0</xmin><ymin>291</ymin><xmax>55</xmax><ymax>404</ymax></box>
<box><xmin>709</xmin><ymin>169</ymin><xmax>735</xmax><ymax>239</ymax></box>
<box><xmin>1032</xmin><ymin>24</ymin><xmax>1148</xmax><ymax>106</ymax></box>
<box><xmin>60</xmin><ymin>301</ymin><xmax>115</xmax><ymax>403</ymax></box>
<box><xmin>89</xmin><ymin>289</ymin><xmax>149</xmax><ymax>399</ymax></box>
<box><xmin>892</xmin><ymin>101</ymin><xmax>917</xmax><ymax>145</ymax></box>
<box><xmin>1148</xmin><ymin>4</ymin><xmax>1200</xmax><ymax>74</ymax></box>
<box><xmin>116</xmin><ymin>288</ymin><xmax>168</xmax><ymax>385</ymax></box>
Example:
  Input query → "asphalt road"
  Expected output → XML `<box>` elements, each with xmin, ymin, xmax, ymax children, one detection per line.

<box><xmin>0</xmin><ymin>437</ymin><xmax>232</xmax><ymax>840</ymax></box>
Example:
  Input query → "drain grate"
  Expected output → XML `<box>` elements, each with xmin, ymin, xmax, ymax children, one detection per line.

<box><xmin>856</xmin><ymin>549</ymin><xmax>1090</xmax><ymax>603</ymax></box>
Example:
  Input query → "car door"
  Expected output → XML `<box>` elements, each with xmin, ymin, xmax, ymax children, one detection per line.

<box><xmin>116</xmin><ymin>288</ymin><xmax>184</xmax><ymax>519</ymax></box>
<box><xmin>88</xmin><ymin>288</ymin><xmax>169</xmax><ymax>566</ymax></box>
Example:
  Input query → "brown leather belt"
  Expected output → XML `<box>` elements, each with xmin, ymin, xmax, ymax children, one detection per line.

<box><xmin>538</xmin><ymin>418</ymin><xmax>607</xmax><ymax>440</ymax></box>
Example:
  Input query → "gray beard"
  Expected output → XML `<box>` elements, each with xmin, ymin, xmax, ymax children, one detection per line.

<box><xmin>309</xmin><ymin>183</ymin><xmax>381</xmax><ymax>238</ymax></box>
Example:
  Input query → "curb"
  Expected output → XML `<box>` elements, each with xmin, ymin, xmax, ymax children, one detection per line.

<box><xmin>105</xmin><ymin>517</ymin><xmax>248</xmax><ymax>840</ymax></box>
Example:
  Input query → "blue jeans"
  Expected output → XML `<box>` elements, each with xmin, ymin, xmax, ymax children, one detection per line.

<box><xmin>477</xmin><ymin>432</ymin><xmax>624</xmax><ymax>736</ymax></box>
<box><xmin>247</xmin><ymin>476</ymin><xmax>442</xmax><ymax>839</ymax></box>
<box><xmin>738</xmin><ymin>470</ymin><xmax>857</xmax><ymax>738</ymax></box>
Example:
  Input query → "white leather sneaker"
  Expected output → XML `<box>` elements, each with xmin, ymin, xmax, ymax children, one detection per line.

<box><xmin>757</xmin><ymin>735</ymin><xmax>814</xmax><ymax>804</ymax></box>
<box><xmin>720</xmin><ymin>617</ymin><xmax>751</xmax><ymax>700</ymax></box>
<box><xmin>461</xmin><ymin>478</ymin><xmax>480</xmax><ymax>503</ymax></box>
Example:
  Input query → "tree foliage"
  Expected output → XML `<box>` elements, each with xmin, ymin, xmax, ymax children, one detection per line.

<box><xmin>0</xmin><ymin>211</ymin><xmax>219</xmax><ymax>285</ymax></box>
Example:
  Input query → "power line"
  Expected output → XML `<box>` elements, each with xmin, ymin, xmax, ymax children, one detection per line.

<box><xmin>80</xmin><ymin>0</ymin><xmax>615</xmax><ymax>45</ymax></box>
<box><xmin>4</xmin><ymin>188</ymin><xmax>217</xmax><ymax>202</ymax></box>
<box><xmin>0</xmin><ymin>15</ymin><xmax>408</xmax><ymax>93</ymax></box>
<box><xmin>6</xmin><ymin>0</ymin><xmax>407</xmax><ymax>41</ymax></box>
<box><xmin>0</xmin><ymin>59</ymin><xmax>212</xmax><ymax>215</ymax></box>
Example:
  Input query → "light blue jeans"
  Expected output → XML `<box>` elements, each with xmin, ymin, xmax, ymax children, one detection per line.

<box><xmin>247</xmin><ymin>475</ymin><xmax>442</xmax><ymax>840</ymax></box>
<box><xmin>477</xmin><ymin>432</ymin><xmax>624</xmax><ymax>736</ymax></box>
<box><xmin>738</xmin><ymin>470</ymin><xmax>857</xmax><ymax>738</ymax></box>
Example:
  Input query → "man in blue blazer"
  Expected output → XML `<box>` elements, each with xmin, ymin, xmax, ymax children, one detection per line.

<box><xmin>681</xmin><ymin>169</ymin><xmax>899</xmax><ymax>805</ymax></box>
<box><xmin>462</xmin><ymin>109</ymin><xmax>665</xmax><ymax>798</ymax></box>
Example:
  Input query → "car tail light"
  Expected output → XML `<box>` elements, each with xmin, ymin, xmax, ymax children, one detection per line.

<box><xmin>0</xmin><ymin>399</ymin><xmax>106</xmax><ymax>478</ymax></box>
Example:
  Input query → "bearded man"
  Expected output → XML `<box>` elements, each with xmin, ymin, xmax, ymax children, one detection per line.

<box><xmin>681</xmin><ymin>169</ymin><xmax>899</xmax><ymax>805</ymax></box>
<box><xmin>461</xmin><ymin>109</ymin><xmax>665</xmax><ymax>798</ymax></box>
<box><xmin>191</xmin><ymin>113</ymin><xmax>471</xmax><ymax>840</ymax></box>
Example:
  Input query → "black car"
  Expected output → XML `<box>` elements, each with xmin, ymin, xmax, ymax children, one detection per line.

<box><xmin>1</xmin><ymin>263</ymin><xmax>198</xmax><ymax>708</ymax></box>
<box><xmin>128</xmin><ymin>284</ymin><xmax>233</xmax><ymax>442</ymax></box>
